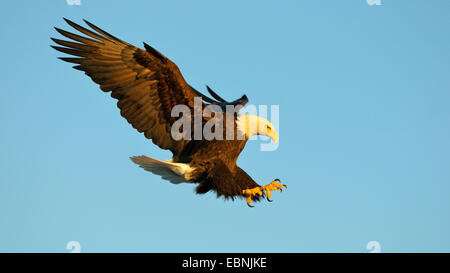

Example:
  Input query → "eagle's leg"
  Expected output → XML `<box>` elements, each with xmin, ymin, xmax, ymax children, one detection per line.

<box><xmin>242</xmin><ymin>179</ymin><xmax>287</xmax><ymax>207</ymax></box>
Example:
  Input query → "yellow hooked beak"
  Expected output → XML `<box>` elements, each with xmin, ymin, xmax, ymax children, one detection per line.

<box><xmin>270</xmin><ymin>130</ymin><xmax>279</xmax><ymax>143</ymax></box>
<box><xmin>258</xmin><ymin>119</ymin><xmax>279</xmax><ymax>143</ymax></box>
<box><xmin>238</xmin><ymin>114</ymin><xmax>279</xmax><ymax>142</ymax></box>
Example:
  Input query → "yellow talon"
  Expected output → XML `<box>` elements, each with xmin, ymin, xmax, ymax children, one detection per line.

<box><xmin>242</xmin><ymin>187</ymin><xmax>264</xmax><ymax>196</ymax></box>
<box><xmin>242</xmin><ymin>179</ymin><xmax>286</xmax><ymax>207</ymax></box>
<box><xmin>261</xmin><ymin>179</ymin><xmax>286</xmax><ymax>198</ymax></box>
<box><xmin>242</xmin><ymin>187</ymin><xmax>264</xmax><ymax>207</ymax></box>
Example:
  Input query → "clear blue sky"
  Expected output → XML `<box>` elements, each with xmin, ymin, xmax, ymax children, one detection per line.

<box><xmin>0</xmin><ymin>0</ymin><xmax>449</xmax><ymax>253</ymax></box>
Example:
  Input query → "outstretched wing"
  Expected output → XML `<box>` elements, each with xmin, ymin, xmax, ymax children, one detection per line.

<box><xmin>51</xmin><ymin>18</ymin><xmax>198</xmax><ymax>155</ymax></box>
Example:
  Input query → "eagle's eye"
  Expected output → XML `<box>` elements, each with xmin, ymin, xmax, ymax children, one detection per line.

<box><xmin>266</xmin><ymin>125</ymin><xmax>272</xmax><ymax>133</ymax></box>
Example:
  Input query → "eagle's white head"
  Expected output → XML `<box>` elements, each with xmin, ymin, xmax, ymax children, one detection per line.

<box><xmin>236</xmin><ymin>114</ymin><xmax>279</xmax><ymax>143</ymax></box>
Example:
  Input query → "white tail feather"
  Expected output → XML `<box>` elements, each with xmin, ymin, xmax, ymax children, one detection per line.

<box><xmin>130</xmin><ymin>156</ymin><xmax>195</xmax><ymax>184</ymax></box>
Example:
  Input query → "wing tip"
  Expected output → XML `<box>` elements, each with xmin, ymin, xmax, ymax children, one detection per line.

<box><xmin>63</xmin><ymin>17</ymin><xmax>73</xmax><ymax>25</ymax></box>
<box><xmin>82</xmin><ymin>18</ymin><xmax>91</xmax><ymax>26</ymax></box>
<box><xmin>143</xmin><ymin>42</ymin><xmax>167</xmax><ymax>64</ymax></box>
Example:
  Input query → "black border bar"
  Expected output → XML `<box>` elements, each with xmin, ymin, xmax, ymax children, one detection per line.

<box><xmin>0</xmin><ymin>253</ymin><xmax>448</xmax><ymax>272</ymax></box>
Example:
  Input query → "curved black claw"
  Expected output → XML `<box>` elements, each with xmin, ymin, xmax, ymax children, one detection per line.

<box><xmin>274</xmin><ymin>179</ymin><xmax>287</xmax><ymax>190</ymax></box>
<box><xmin>247</xmin><ymin>203</ymin><xmax>255</xmax><ymax>208</ymax></box>
<box><xmin>267</xmin><ymin>197</ymin><xmax>273</xmax><ymax>202</ymax></box>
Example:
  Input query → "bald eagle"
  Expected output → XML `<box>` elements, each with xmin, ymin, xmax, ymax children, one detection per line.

<box><xmin>51</xmin><ymin>19</ymin><xmax>286</xmax><ymax>207</ymax></box>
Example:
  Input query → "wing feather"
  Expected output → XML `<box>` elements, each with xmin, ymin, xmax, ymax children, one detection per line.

<box><xmin>52</xmin><ymin>19</ymin><xmax>198</xmax><ymax>156</ymax></box>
